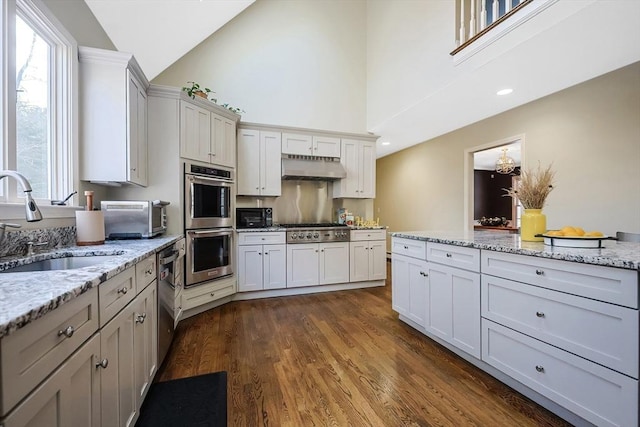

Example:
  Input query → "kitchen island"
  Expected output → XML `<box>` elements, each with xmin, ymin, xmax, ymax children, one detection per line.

<box><xmin>391</xmin><ymin>229</ymin><xmax>639</xmax><ymax>427</ymax></box>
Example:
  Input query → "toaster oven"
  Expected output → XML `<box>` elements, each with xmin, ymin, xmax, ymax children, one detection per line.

<box><xmin>102</xmin><ymin>200</ymin><xmax>169</xmax><ymax>239</ymax></box>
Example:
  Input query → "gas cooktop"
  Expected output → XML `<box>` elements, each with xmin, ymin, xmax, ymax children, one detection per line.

<box><xmin>280</xmin><ymin>223</ymin><xmax>349</xmax><ymax>243</ymax></box>
<box><xmin>278</xmin><ymin>223</ymin><xmax>347</xmax><ymax>228</ymax></box>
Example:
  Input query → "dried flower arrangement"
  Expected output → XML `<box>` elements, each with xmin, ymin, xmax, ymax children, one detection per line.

<box><xmin>504</xmin><ymin>163</ymin><xmax>556</xmax><ymax>209</ymax></box>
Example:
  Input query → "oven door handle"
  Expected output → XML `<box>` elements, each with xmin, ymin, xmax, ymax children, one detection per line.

<box><xmin>186</xmin><ymin>174</ymin><xmax>233</xmax><ymax>186</ymax></box>
<box><xmin>159</xmin><ymin>250</ymin><xmax>179</xmax><ymax>266</ymax></box>
<box><xmin>189</xmin><ymin>229</ymin><xmax>233</xmax><ymax>237</ymax></box>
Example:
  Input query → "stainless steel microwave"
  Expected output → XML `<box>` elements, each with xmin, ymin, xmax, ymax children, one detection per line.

<box><xmin>236</xmin><ymin>207</ymin><xmax>273</xmax><ymax>228</ymax></box>
<box><xmin>101</xmin><ymin>200</ymin><xmax>169</xmax><ymax>239</ymax></box>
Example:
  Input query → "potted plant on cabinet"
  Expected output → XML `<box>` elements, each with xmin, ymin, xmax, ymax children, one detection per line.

<box><xmin>182</xmin><ymin>81</ymin><xmax>216</xmax><ymax>101</ymax></box>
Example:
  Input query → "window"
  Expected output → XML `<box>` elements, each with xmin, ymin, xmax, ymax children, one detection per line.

<box><xmin>1</xmin><ymin>0</ymin><xmax>76</xmax><ymax>208</ymax></box>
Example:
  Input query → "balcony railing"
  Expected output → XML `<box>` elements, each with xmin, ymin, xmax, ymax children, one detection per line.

<box><xmin>451</xmin><ymin>0</ymin><xmax>533</xmax><ymax>55</ymax></box>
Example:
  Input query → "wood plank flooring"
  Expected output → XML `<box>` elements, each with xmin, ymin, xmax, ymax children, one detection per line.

<box><xmin>157</xmin><ymin>264</ymin><xmax>572</xmax><ymax>426</ymax></box>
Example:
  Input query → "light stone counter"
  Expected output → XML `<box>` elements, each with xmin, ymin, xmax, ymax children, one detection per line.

<box><xmin>0</xmin><ymin>235</ymin><xmax>181</xmax><ymax>338</ymax></box>
<box><xmin>391</xmin><ymin>230</ymin><xmax>640</xmax><ymax>270</ymax></box>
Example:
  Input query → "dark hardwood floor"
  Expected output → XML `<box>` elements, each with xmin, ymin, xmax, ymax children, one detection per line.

<box><xmin>157</xmin><ymin>263</ymin><xmax>572</xmax><ymax>426</ymax></box>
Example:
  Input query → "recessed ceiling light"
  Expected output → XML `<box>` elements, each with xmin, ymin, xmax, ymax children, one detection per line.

<box><xmin>381</xmin><ymin>141</ymin><xmax>391</xmax><ymax>146</ymax></box>
<box><xmin>497</xmin><ymin>88</ymin><xmax>513</xmax><ymax>96</ymax></box>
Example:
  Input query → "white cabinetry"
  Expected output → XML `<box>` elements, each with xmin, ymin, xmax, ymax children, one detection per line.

<box><xmin>180</xmin><ymin>101</ymin><xmax>237</xmax><ymax>168</ymax></box>
<box><xmin>181</xmin><ymin>277</ymin><xmax>236</xmax><ymax>310</ymax></box>
<box><xmin>237</xmin><ymin>129</ymin><xmax>281</xmax><ymax>196</ymax></box>
<box><xmin>287</xmin><ymin>242</ymin><xmax>349</xmax><ymax>288</ymax></box>
<box><xmin>79</xmin><ymin>46</ymin><xmax>149</xmax><ymax>186</ymax></box>
<box><xmin>282</xmin><ymin>133</ymin><xmax>341</xmax><ymax>157</ymax></box>
<box><xmin>349</xmin><ymin>229</ymin><xmax>387</xmax><ymax>282</ymax></box>
<box><xmin>238</xmin><ymin>232</ymin><xmax>286</xmax><ymax>292</ymax></box>
<box><xmin>391</xmin><ymin>237</ymin><xmax>427</xmax><ymax>326</ymax></box>
<box><xmin>333</xmin><ymin>139</ymin><xmax>376</xmax><ymax>199</ymax></box>
<box><xmin>480</xmin><ymin>251</ymin><xmax>639</xmax><ymax>427</ymax></box>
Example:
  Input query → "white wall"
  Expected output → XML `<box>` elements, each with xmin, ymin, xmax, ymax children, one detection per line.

<box><xmin>42</xmin><ymin>0</ymin><xmax>114</xmax><ymax>49</ymax></box>
<box><xmin>153</xmin><ymin>0</ymin><xmax>368</xmax><ymax>135</ymax></box>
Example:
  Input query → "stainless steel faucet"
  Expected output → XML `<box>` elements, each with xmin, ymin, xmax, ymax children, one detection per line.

<box><xmin>0</xmin><ymin>170</ymin><xmax>43</xmax><ymax>222</ymax></box>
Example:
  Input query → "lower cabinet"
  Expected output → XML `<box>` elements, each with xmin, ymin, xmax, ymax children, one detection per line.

<box><xmin>287</xmin><ymin>242</ymin><xmax>349</xmax><ymax>288</ymax></box>
<box><xmin>237</xmin><ymin>232</ymin><xmax>287</xmax><ymax>292</ymax></box>
<box><xmin>181</xmin><ymin>277</ymin><xmax>236</xmax><ymax>310</ymax></box>
<box><xmin>391</xmin><ymin>253</ymin><xmax>427</xmax><ymax>326</ymax></box>
<box><xmin>425</xmin><ymin>261</ymin><xmax>480</xmax><ymax>358</ymax></box>
<box><xmin>3</xmin><ymin>334</ymin><xmax>101</xmax><ymax>427</ymax></box>
<box><xmin>133</xmin><ymin>281</ymin><xmax>158</xmax><ymax>407</ymax></box>
<box><xmin>349</xmin><ymin>229</ymin><xmax>387</xmax><ymax>283</ymax></box>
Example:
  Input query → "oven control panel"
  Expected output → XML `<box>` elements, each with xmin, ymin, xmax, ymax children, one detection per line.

<box><xmin>286</xmin><ymin>228</ymin><xmax>350</xmax><ymax>244</ymax></box>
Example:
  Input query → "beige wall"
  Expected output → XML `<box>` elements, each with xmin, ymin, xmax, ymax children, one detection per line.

<box><xmin>376</xmin><ymin>62</ymin><xmax>640</xmax><ymax>237</ymax></box>
<box><xmin>42</xmin><ymin>0</ymin><xmax>114</xmax><ymax>49</ymax></box>
<box><xmin>152</xmin><ymin>0</ymin><xmax>368</xmax><ymax>134</ymax></box>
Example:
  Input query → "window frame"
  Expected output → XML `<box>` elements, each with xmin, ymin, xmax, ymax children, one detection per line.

<box><xmin>1</xmin><ymin>0</ymin><xmax>78</xmax><ymax>218</ymax></box>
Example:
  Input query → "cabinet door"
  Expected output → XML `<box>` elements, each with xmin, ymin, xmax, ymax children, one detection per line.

<box><xmin>3</xmin><ymin>335</ymin><xmax>101</xmax><ymax>427</ymax></box>
<box><xmin>127</xmin><ymin>71</ymin><xmax>147</xmax><ymax>186</ymax></box>
<box><xmin>281</xmin><ymin>132</ymin><xmax>312</xmax><ymax>155</ymax></box>
<box><xmin>180</xmin><ymin>101</ymin><xmax>211</xmax><ymax>163</ymax></box>
<box><xmin>369</xmin><ymin>240</ymin><xmax>387</xmax><ymax>280</ymax></box>
<box><xmin>334</xmin><ymin>139</ymin><xmax>359</xmax><ymax>198</ymax></box>
<box><xmin>426</xmin><ymin>262</ymin><xmax>480</xmax><ymax>358</ymax></box>
<box><xmin>349</xmin><ymin>241</ymin><xmax>370</xmax><ymax>282</ymax></box>
<box><xmin>237</xmin><ymin>129</ymin><xmax>261</xmax><ymax>195</ymax></box>
<box><xmin>287</xmin><ymin>244</ymin><xmax>319</xmax><ymax>288</ymax></box>
<box><xmin>313</xmin><ymin>135</ymin><xmax>341</xmax><ymax>157</ymax></box>
<box><xmin>133</xmin><ymin>282</ymin><xmax>158</xmax><ymax>408</ymax></box>
<box><xmin>264</xmin><ymin>244</ymin><xmax>286</xmax><ymax>290</ymax></box>
<box><xmin>210</xmin><ymin>113</ymin><xmax>223</xmax><ymax>165</ymax></box>
<box><xmin>319</xmin><ymin>242</ymin><xmax>349</xmax><ymax>285</ymax></box>
<box><xmin>238</xmin><ymin>245</ymin><xmax>264</xmax><ymax>292</ymax></box>
<box><xmin>359</xmin><ymin>141</ymin><xmax>376</xmax><ymax>198</ymax></box>
<box><xmin>223</xmin><ymin>118</ymin><xmax>236</xmax><ymax>168</ymax></box>
<box><xmin>100</xmin><ymin>302</ymin><xmax>136</xmax><ymax>427</ymax></box>
<box><xmin>260</xmin><ymin>131</ymin><xmax>282</xmax><ymax>196</ymax></box>
<box><xmin>391</xmin><ymin>254</ymin><xmax>427</xmax><ymax>326</ymax></box>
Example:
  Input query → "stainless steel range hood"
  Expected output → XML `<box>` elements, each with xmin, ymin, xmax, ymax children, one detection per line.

<box><xmin>281</xmin><ymin>156</ymin><xmax>346</xmax><ymax>181</ymax></box>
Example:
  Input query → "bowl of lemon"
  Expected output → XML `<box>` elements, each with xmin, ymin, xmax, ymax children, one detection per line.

<box><xmin>540</xmin><ymin>226</ymin><xmax>609</xmax><ymax>248</ymax></box>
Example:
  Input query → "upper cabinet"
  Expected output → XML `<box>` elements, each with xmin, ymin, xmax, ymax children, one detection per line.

<box><xmin>79</xmin><ymin>46</ymin><xmax>149</xmax><ymax>186</ymax></box>
<box><xmin>237</xmin><ymin>128</ymin><xmax>282</xmax><ymax>196</ymax></box>
<box><xmin>282</xmin><ymin>133</ymin><xmax>341</xmax><ymax>158</ymax></box>
<box><xmin>180</xmin><ymin>101</ymin><xmax>236</xmax><ymax>169</ymax></box>
<box><xmin>332</xmin><ymin>139</ymin><xmax>376</xmax><ymax>199</ymax></box>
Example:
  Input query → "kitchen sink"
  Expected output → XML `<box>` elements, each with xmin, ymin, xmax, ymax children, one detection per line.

<box><xmin>1</xmin><ymin>255</ymin><xmax>121</xmax><ymax>273</ymax></box>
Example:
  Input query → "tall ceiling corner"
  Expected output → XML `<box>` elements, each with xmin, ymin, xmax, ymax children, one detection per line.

<box><xmin>84</xmin><ymin>0</ymin><xmax>255</xmax><ymax>80</ymax></box>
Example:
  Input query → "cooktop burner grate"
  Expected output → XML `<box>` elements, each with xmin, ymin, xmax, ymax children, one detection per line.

<box><xmin>278</xmin><ymin>223</ymin><xmax>347</xmax><ymax>228</ymax></box>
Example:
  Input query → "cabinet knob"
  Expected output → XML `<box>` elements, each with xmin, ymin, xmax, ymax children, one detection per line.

<box><xmin>256</xmin><ymin>187</ymin><xmax>259</xmax><ymax>190</ymax></box>
<box><xmin>265</xmin><ymin>252</ymin><xmax>269</xmax><ymax>255</ymax></box>
<box><xmin>96</xmin><ymin>358</ymin><xmax>109</xmax><ymax>369</ymax></box>
<box><xmin>136</xmin><ymin>313</ymin><xmax>147</xmax><ymax>324</ymax></box>
<box><xmin>403</xmin><ymin>245</ymin><xmax>408</xmax><ymax>249</ymax></box>
<box><xmin>146</xmin><ymin>266</ymin><xmax>154</xmax><ymax>275</ymax></box>
<box><xmin>258</xmin><ymin>252</ymin><xmax>262</xmax><ymax>255</ymax></box>
<box><xmin>535</xmin><ymin>365</ymin><xmax>545</xmax><ymax>373</ymax></box>
<box><xmin>57</xmin><ymin>325</ymin><xmax>75</xmax><ymax>338</ymax></box>
<box><xmin>535</xmin><ymin>269</ymin><xmax>544</xmax><ymax>276</ymax></box>
<box><xmin>117</xmin><ymin>287</ymin><xmax>128</xmax><ymax>295</ymax></box>
<box><xmin>535</xmin><ymin>311</ymin><xmax>545</xmax><ymax>318</ymax></box>
<box><xmin>131</xmin><ymin>168</ymin><xmax>136</xmax><ymax>172</ymax></box>
<box><xmin>210</xmin><ymin>292</ymin><xmax>216</xmax><ymax>297</ymax></box>
<box><xmin>446</xmin><ymin>253</ymin><xmax>452</xmax><ymax>258</ymax></box>
<box><xmin>262</xmin><ymin>187</ymin><xmax>265</xmax><ymax>190</ymax></box>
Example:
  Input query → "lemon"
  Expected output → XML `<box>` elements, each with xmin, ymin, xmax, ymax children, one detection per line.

<box><xmin>546</xmin><ymin>230</ymin><xmax>563</xmax><ymax>236</ymax></box>
<box><xmin>560</xmin><ymin>226</ymin><xmax>580</xmax><ymax>237</ymax></box>
<box><xmin>573</xmin><ymin>227</ymin><xmax>585</xmax><ymax>236</ymax></box>
<box><xmin>584</xmin><ymin>231</ymin><xmax>604</xmax><ymax>237</ymax></box>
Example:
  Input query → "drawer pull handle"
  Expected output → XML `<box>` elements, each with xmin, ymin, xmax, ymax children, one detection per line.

<box><xmin>96</xmin><ymin>358</ymin><xmax>109</xmax><ymax>369</ymax></box>
<box><xmin>446</xmin><ymin>253</ymin><xmax>452</xmax><ymax>258</ymax></box>
<box><xmin>536</xmin><ymin>311</ymin><xmax>545</xmax><ymax>318</ymax></box>
<box><xmin>535</xmin><ymin>269</ymin><xmax>544</xmax><ymax>276</ymax></box>
<box><xmin>117</xmin><ymin>287</ymin><xmax>128</xmax><ymax>295</ymax></box>
<box><xmin>58</xmin><ymin>326</ymin><xmax>75</xmax><ymax>338</ymax></box>
<box><xmin>146</xmin><ymin>266</ymin><xmax>154</xmax><ymax>275</ymax></box>
<box><xmin>535</xmin><ymin>365</ymin><xmax>545</xmax><ymax>373</ymax></box>
<box><xmin>210</xmin><ymin>292</ymin><xmax>215</xmax><ymax>297</ymax></box>
<box><xmin>419</xmin><ymin>271</ymin><xmax>428</xmax><ymax>277</ymax></box>
<box><xmin>136</xmin><ymin>313</ymin><xmax>147</xmax><ymax>324</ymax></box>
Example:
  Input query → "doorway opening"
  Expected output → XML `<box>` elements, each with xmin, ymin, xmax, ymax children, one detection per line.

<box><xmin>463</xmin><ymin>135</ymin><xmax>524</xmax><ymax>231</ymax></box>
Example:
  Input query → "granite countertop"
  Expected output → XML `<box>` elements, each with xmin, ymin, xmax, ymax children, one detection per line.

<box><xmin>236</xmin><ymin>227</ymin><xmax>285</xmax><ymax>232</ymax></box>
<box><xmin>391</xmin><ymin>230</ymin><xmax>640</xmax><ymax>270</ymax></box>
<box><xmin>0</xmin><ymin>235</ymin><xmax>182</xmax><ymax>339</ymax></box>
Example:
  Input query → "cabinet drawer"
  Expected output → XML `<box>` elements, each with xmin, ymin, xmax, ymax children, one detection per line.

<box><xmin>427</xmin><ymin>243</ymin><xmax>479</xmax><ymax>272</ymax></box>
<box><xmin>351</xmin><ymin>229</ymin><xmax>387</xmax><ymax>241</ymax></box>
<box><xmin>391</xmin><ymin>237</ymin><xmax>426</xmax><ymax>260</ymax></box>
<box><xmin>182</xmin><ymin>279</ymin><xmax>235</xmax><ymax>310</ymax></box>
<box><xmin>238</xmin><ymin>232</ymin><xmax>285</xmax><ymax>245</ymax></box>
<box><xmin>481</xmin><ymin>251</ymin><xmax>638</xmax><ymax>308</ymax></box>
<box><xmin>99</xmin><ymin>266</ymin><xmax>136</xmax><ymax>326</ymax></box>
<box><xmin>135</xmin><ymin>254</ymin><xmax>157</xmax><ymax>293</ymax></box>
<box><xmin>0</xmin><ymin>288</ymin><xmax>99</xmax><ymax>416</ymax></box>
<box><xmin>482</xmin><ymin>275</ymin><xmax>639</xmax><ymax>378</ymax></box>
<box><xmin>482</xmin><ymin>319</ymin><xmax>638</xmax><ymax>427</ymax></box>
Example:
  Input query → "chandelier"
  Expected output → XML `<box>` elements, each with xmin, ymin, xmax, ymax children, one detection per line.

<box><xmin>495</xmin><ymin>148</ymin><xmax>516</xmax><ymax>174</ymax></box>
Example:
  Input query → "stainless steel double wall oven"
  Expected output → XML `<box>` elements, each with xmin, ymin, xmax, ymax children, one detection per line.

<box><xmin>184</xmin><ymin>161</ymin><xmax>234</xmax><ymax>287</ymax></box>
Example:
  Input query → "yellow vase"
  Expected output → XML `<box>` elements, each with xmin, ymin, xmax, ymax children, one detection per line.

<box><xmin>521</xmin><ymin>209</ymin><xmax>546</xmax><ymax>242</ymax></box>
